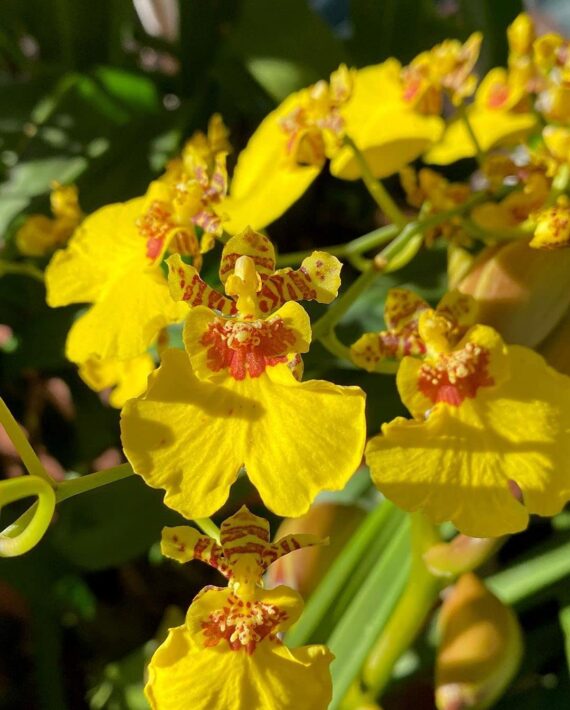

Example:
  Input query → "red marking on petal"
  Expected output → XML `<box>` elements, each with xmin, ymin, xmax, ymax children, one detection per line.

<box><xmin>201</xmin><ymin>593</ymin><xmax>287</xmax><ymax>653</ymax></box>
<box><xmin>137</xmin><ymin>200</ymin><xmax>174</xmax><ymax>261</ymax></box>
<box><xmin>201</xmin><ymin>317</ymin><xmax>297</xmax><ymax>379</ymax></box>
<box><xmin>487</xmin><ymin>82</ymin><xmax>510</xmax><ymax>109</ymax></box>
<box><xmin>418</xmin><ymin>342</ymin><xmax>494</xmax><ymax>406</ymax></box>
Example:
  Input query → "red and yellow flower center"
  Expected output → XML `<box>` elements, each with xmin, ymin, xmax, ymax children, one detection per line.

<box><xmin>137</xmin><ymin>200</ymin><xmax>175</xmax><ymax>261</ymax></box>
<box><xmin>201</xmin><ymin>593</ymin><xmax>287</xmax><ymax>654</ymax></box>
<box><xmin>202</xmin><ymin>317</ymin><xmax>297</xmax><ymax>380</ymax></box>
<box><xmin>418</xmin><ymin>342</ymin><xmax>494</xmax><ymax>406</ymax></box>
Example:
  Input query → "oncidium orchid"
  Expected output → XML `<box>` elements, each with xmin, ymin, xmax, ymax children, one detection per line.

<box><xmin>366</xmin><ymin>303</ymin><xmax>570</xmax><ymax>537</ymax></box>
<box><xmin>44</xmin><ymin>118</ymin><xmax>232</xmax><ymax>365</ymax></box>
<box><xmin>146</xmin><ymin>506</ymin><xmax>333</xmax><ymax>710</ymax></box>
<box><xmin>351</xmin><ymin>288</ymin><xmax>477</xmax><ymax>373</ymax></box>
<box><xmin>121</xmin><ymin>227</ymin><xmax>366</xmax><ymax>519</ymax></box>
<box><xmin>224</xmin><ymin>65</ymin><xmax>354</xmax><ymax>233</ymax></box>
<box><xmin>426</xmin><ymin>16</ymin><xmax>538</xmax><ymax>165</ymax></box>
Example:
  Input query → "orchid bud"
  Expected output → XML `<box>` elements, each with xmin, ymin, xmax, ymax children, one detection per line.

<box><xmin>459</xmin><ymin>238</ymin><xmax>570</xmax><ymax>347</ymax></box>
<box><xmin>265</xmin><ymin>502</ymin><xmax>365</xmax><ymax>597</ymax></box>
<box><xmin>436</xmin><ymin>573</ymin><xmax>523</xmax><ymax>710</ymax></box>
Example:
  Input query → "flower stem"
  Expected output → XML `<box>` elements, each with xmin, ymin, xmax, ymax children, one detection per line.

<box><xmin>194</xmin><ymin>517</ymin><xmax>221</xmax><ymax>541</ymax></box>
<box><xmin>56</xmin><ymin>463</ymin><xmax>134</xmax><ymax>503</ymax></box>
<box><xmin>0</xmin><ymin>476</ymin><xmax>56</xmax><ymax>557</ymax></box>
<box><xmin>276</xmin><ymin>224</ymin><xmax>399</xmax><ymax>267</ymax></box>
<box><xmin>0</xmin><ymin>397</ymin><xmax>54</xmax><ymax>485</ymax></box>
<box><xmin>459</xmin><ymin>104</ymin><xmax>485</xmax><ymax>166</ymax></box>
<box><xmin>0</xmin><ymin>261</ymin><xmax>45</xmax><ymax>282</ymax></box>
<box><xmin>344</xmin><ymin>135</ymin><xmax>407</xmax><ymax>227</ymax></box>
<box><xmin>312</xmin><ymin>264</ymin><xmax>379</xmax><ymax>340</ymax></box>
<box><xmin>361</xmin><ymin>514</ymin><xmax>443</xmax><ymax>700</ymax></box>
<box><xmin>319</xmin><ymin>330</ymin><xmax>353</xmax><ymax>362</ymax></box>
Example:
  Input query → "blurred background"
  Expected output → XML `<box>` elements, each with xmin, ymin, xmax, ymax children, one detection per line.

<box><xmin>1</xmin><ymin>1</ymin><xmax>570</xmax><ymax>708</ymax></box>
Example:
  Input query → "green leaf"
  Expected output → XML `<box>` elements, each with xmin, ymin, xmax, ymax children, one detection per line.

<box><xmin>327</xmin><ymin>512</ymin><xmax>410</xmax><ymax>708</ymax></box>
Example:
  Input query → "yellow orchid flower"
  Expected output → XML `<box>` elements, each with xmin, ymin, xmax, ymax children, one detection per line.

<box><xmin>16</xmin><ymin>183</ymin><xmax>82</xmax><ymax>257</ymax></box>
<box><xmin>351</xmin><ymin>288</ymin><xmax>476</xmax><ymax>373</ymax></box>
<box><xmin>366</xmin><ymin>306</ymin><xmax>570</xmax><ymax>537</ymax></box>
<box><xmin>78</xmin><ymin>353</ymin><xmax>155</xmax><ymax>408</ymax></box>
<box><xmin>224</xmin><ymin>65</ymin><xmax>353</xmax><ymax>233</ymax></box>
<box><xmin>44</xmin><ymin>121</ymin><xmax>235</xmax><ymax>364</ymax></box>
<box><xmin>426</xmin><ymin>67</ymin><xmax>537</xmax><ymax>165</ymax></box>
<box><xmin>330</xmin><ymin>59</ymin><xmax>444</xmax><ymax>180</ymax></box>
<box><xmin>45</xmin><ymin>191</ymin><xmax>188</xmax><ymax>364</ymax></box>
<box><xmin>121</xmin><ymin>228</ymin><xmax>366</xmax><ymax>519</ymax></box>
<box><xmin>533</xmin><ymin>32</ymin><xmax>570</xmax><ymax>123</ymax></box>
<box><xmin>471</xmin><ymin>170</ymin><xmax>549</xmax><ymax>234</ymax></box>
<box><xmin>533</xmin><ymin>125</ymin><xmax>570</xmax><ymax>177</ymax></box>
<box><xmin>146</xmin><ymin>507</ymin><xmax>333</xmax><ymax>710</ymax></box>
<box><xmin>400</xmin><ymin>167</ymin><xmax>472</xmax><ymax>244</ymax></box>
<box><xmin>401</xmin><ymin>32</ymin><xmax>482</xmax><ymax>111</ymax></box>
<box><xmin>531</xmin><ymin>196</ymin><xmax>570</xmax><ymax>250</ymax></box>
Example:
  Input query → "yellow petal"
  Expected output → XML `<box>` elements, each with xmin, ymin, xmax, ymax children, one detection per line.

<box><xmin>225</xmin><ymin>94</ymin><xmax>320</xmax><ymax>234</ymax></box>
<box><xmin>367</xmin><ymin>345</ymin><xmax>570</xmax><ymax>537</ymax></box>
<box><xmin>146</xmin><ymin>616</ymin><xmax>332</xmax><ymax>710</ymax></box>
<box><xmin>78</xmin><ymin>354</ymin><xmax>155</xmax><ymax>408</ymax></box>
<box><xmin>66</xmin><ymin>268</ymin><xmax>186</xmax><ymax>363</ymax></box>
<box><xmin>426</xmin><ymin>106</ymin><xmax>537</xmax><ymax>165</ymax></box>
<box><xmin>45</xmin><ymin>198</ymin><xmax>146</xmax><ymax>307</ymax></box>
<box><xmin>121</xmin><ymin>349</ymin><xmax>366</xmax><ymax>518</ymax></box>
<box><xmin>167</xmin><ymin>253</ymin><xmax>234</xmax><ymax>313</ymax></box>
<box><xmin>220</xmin><ymin>228</ymin><xmax>276</xmax><ymax>282</ymax></box>
<box><xmin>332</xmin><ymin>109</ymin><xmax>444</xmax><ymax>180</ymax></box>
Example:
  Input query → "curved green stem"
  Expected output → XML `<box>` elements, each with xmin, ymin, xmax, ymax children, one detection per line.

<box><xmin>0</xmin><ymin>397</ymin><xmax>54</xmax><ymax>484</ymax></box>
<box><xmin>312</xmin><ymin>265</ymin><xmax>379</xmax><ymax>340</ymax></box>
<box><xmin>319</xmin><ymin>330</ymin><xmax>353</xmax><ymax>362</ymax></box>
<box><xmin>343</xmin><ymin>135</ymin><xmax>407</xmax><ymax>227</ymax></box>
<box><xmin>0</xmin><ymin>476</ymin><xmax>56</xmax><ymax>557</ymax></box>
<box><xmin>361</xmin><ymin>514</ymin><xmax>443</xmax><ymax>700</ymax></box>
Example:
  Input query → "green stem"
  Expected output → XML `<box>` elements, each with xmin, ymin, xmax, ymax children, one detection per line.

<box><xmin>312</xmin><ymin>265</ymin><xmax>378</xmax><ymax>340</ymax></box>
<box><xmin>194</xmin><ymin>517</ymin><xmax>221</xmax><ymax>542</ymax></box>
<box><xmin>0</xmin><ymin>477</ymin><xmax>56</xmax><ymax>557</ymax></box>
<box><xmin>319</xmin><ymin>331</ymin><xmax>353</xmax><ymax>362</ymax></box>
<box><xmin>344</xmin><ymin>135</ymin><xmax>407</xmax><ymax>227</ymax></box>
<box><xmin>276</xmin><ymin>224</ymin><xmax>399</xmax><ymax>268</ymax></box>
<box><xmin>0</xmin><ymin>397</ymin><xmax>54</xmax><ymax>484</ymax></box>
<box><xmin>56</xmin><ymin>463</ymin><xmax>134</xmax><ymax>503</ymax></box>
<box><xmin>459</xmin><ymin>104</ymin><xmax>485</xmax><ymax>166</ymax></box>
<box><xmin>0</xmin><ymin>261</ymin><xmax>45</xmax><ymax>282</ymax></box>
<box><xmin>361</xmin><ymin>514</ymin><xmax>443</xmax><ymax>700</ymax></box>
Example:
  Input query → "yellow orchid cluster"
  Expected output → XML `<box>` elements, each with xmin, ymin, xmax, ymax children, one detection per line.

<box><xmin>5</xmin><ymin>10</ymin><xmax>570</xmax><ymax>710</ymax></box>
